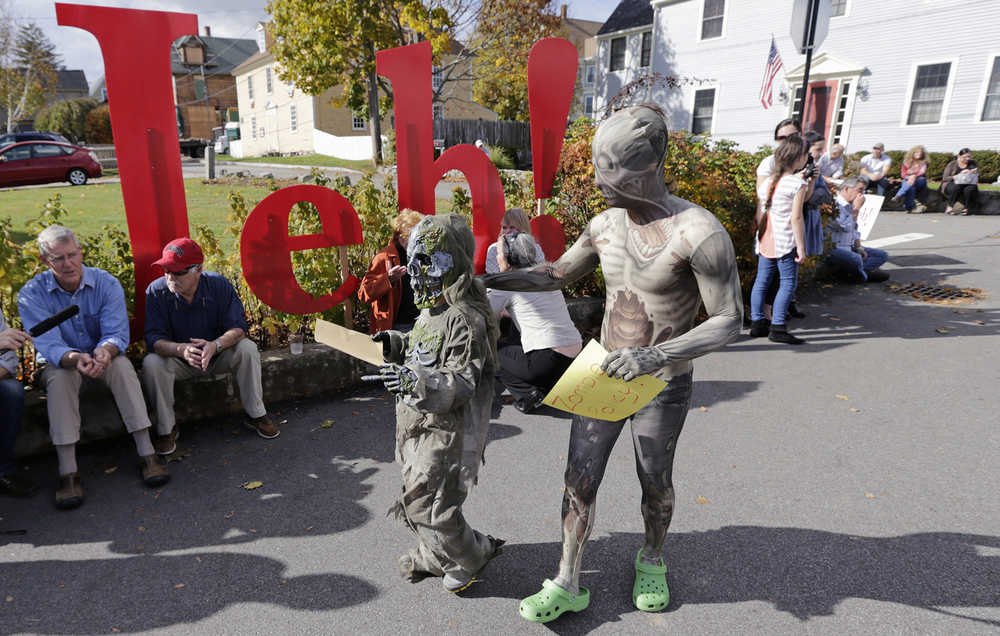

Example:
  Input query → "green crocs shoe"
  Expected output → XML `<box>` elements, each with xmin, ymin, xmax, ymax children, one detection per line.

<box><xmin>633</xmin><ymin>549</ymin><xmax>669</xmax><ymax>612</ymax></box>
<box><xmin>519</xmin><ymin>578</ymin><xmax>589</xmax><ymax>623</ymax></box>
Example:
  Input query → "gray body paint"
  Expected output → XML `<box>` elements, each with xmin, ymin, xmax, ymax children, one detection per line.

<box><xmin>483</xmin><ymin>106</ymin><xmax>743</xmax><ymax>595</ymax></box>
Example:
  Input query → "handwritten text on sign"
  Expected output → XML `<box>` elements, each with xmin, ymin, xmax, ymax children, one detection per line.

<box><xmin>543</xmin><ymin>340</ymin><xmax>666</xmax><ymax>421</ymax></box>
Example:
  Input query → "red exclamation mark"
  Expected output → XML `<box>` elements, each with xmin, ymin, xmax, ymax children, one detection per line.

<box><xmin>527</xmin><ymin>37</ymin><xmax>578</xmax><ymax>260</ymax></box>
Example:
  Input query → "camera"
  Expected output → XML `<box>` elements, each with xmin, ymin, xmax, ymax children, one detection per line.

<box><xmin>802</xmin><ymin>156</ymin><xmax>817</xmax><ymax>179</ymax></box>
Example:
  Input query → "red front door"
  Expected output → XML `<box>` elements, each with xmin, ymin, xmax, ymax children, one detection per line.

<box><xmin>802</xmin><ymin>80</ymin><xmax>838</xmax><ymax>145</ymax></box>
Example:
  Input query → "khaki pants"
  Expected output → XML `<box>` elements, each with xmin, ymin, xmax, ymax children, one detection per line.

<box><xmin>141</xmin><ymin>339</ymin><xmax>265</xmax><ymax>436</ymax></box>
<box><xmin>41</xmin><ymin>356</ymin><xmax>152</xmax><ymax>446</ymax></box>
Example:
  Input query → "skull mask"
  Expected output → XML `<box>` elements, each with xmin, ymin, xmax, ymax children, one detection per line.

<box><xmin>406</xmin><ymin>218</ymin><xmax>457</xmax><ymax>309</ymax></box>
<box><xmin>592</xmin><ymin>105</ymin><xmax>669</xmax><ymax>209</ymax></box>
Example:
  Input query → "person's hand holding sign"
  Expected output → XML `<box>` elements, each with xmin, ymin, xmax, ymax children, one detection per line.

<box><xmin>601</xmin><ymin>346</ymin><xmax>668</xmax><ymax>382</ymax></box>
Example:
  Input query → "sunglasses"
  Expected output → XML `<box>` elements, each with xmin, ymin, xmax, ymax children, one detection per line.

<box><xmin>164</xmin><ymin>264</ymin><xmax>198</xmax><ymax>277</ymax></box>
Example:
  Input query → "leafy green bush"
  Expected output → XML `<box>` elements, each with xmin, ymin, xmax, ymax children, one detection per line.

<box><xmin>488</xmin><ymin>145</ymin><xmax>515</xmax><ymax>170</ymax></box>
<box><xmin>845</xmin><ymin>149</ymin><xmax>998</xmax><ymax>183</ymax></box>
<box><xmin>85</xmin><ymin>105</ymin><xmax>113</xmax><ymax>144</ymax></box>
<box><xmin>34</xmin><ymin>97</ymin><xmax>99</xmax><ymax>143</ymax></box>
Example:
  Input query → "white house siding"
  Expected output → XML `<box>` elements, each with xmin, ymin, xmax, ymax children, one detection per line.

<box><xmin>593</xmin><ymin>0</ymin><xmax>1000</xmax><ymax>154</ymax></box>
<box><xmin>235</xmin><ymin>62</ymin><xmax>317</xmax><ymax>157</ymax></box>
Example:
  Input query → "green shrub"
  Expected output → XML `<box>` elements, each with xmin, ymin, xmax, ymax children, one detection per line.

<box><xmin>85</xmin><ymin>105</ymin><xmax>113</xmax><ymax>144</ymax></box>
<box><xmin>34</xmin><ymin>97</ymin><xmax>99</xmax><ymax>143</ymax></box>
<box><xmin>488</xmin><ymin>145</ymin><xmax>515</xmax><ymax>170</ymax></box>
<box><xmin>844</xmin><ymin>148</ymin><xmax>998</xmax><ymax>183</ymax></box>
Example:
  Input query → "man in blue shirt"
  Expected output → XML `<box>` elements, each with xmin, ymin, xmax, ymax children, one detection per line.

<box><xmin>0</xmin><ymin>311</ymin><xmax>37</xmax><ymax>497</ymax></box>
<box><xmin>825</xmin><ymin>177</ymin><xmax>890</xmax><ymax>283</ymax></box>
<box><xmin>142</xmin><ymin>238</ymin><xmax>277</xmax><ymax>456</ymax></box>
<box><xmin>18</xmin><ymin>225</ymin><xmax>169</xmax><ymax>510</ymax></box>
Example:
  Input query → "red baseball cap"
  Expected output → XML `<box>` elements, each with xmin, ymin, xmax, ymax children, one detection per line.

<box><xmin>152</xmin><ymin>238</ymin><xmax>204</xmax><ymax>269</ymax></box>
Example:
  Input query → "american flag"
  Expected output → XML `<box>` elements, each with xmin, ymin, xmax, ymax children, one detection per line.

<box><xmin>759</xmin><ymin>37</ymin><xmax>784</xmax><ymax>109</ymax></box>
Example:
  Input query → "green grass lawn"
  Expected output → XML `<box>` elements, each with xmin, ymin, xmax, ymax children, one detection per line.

<box><xmin>0</xmin><ymin>178</ymin><xmax>454</xmax><ymax>245</ymax></box>
<box><xmin>216</xmin><ymin>153</ymin><xmax>375</xmax><ymax>173</ymax></box>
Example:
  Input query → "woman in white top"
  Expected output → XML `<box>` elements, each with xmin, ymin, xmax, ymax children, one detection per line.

<box><xmin>488</xmin><ymin>231</ymin><xmax>582</xmax><ymax>413</ymax></box>
<box><xmin>484</xmin><ymin>207</ymin><xmax>545</xmax><ymax>274</ymax></box>
<box><xmin>749</xmin><ymin>134</ymin><xmax>809</xmax><ymax>345</ymax></box>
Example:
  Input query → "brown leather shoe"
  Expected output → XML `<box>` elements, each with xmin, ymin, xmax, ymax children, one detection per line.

<box><xmin>55</xmin><ymin>472</ymin><xmax>84</xmax><ymax>510</ymax></box>
<box><xmin>245</xmin><ymin>414</ymin><xmax>280</xmax><ymax>439</ymax></box>
<box><xmin>140</xmin><ymin>454</ymin><xmax>170</xmax><ymax>487</ymax></box>
<box><xmin>154</xmin><ymin>428</ymin><xmax>178</xmax><ymax>456</ymax></box>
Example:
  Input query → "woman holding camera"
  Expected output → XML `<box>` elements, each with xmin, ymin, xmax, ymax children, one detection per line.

<box><xmin>750</xmin><ymin>134</ymin><xmax>811</xmax><ymax>345</ymax></box>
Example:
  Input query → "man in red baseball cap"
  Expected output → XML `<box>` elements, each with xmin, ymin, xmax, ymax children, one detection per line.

<box><xmin>142</xmin><ymin>238</ymin><xmax>279</xmax><ymax>455</ymax></box>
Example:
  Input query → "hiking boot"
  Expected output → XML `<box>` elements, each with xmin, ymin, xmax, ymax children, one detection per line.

<box><xmin>865</xmin><ymin>270</ymin><xmax>890</xmax><ymax>283</ymax></box>
<box><xmin>140</xmin><ymin>454</ymin><xmax>170</xmax><ymax>488</ymax></box>
<box><xmin>749</xmin><ymin>319</ymin><xmax>770</xmax><ymax>337</ymax></box>
<box><xmin>154</xmin><ymin>428</ymin><xmax>178</xmax><ymax>456</ymax></box>
<box><xmin>245</xmin><ymin>414</ymin><xmax>280</xmax><ymax>439</ymax></box>
<box><xmin>0</xmin><ymin>472</ymin><xmax>38</xmax><ymax>498</ymax></box>
<box><xmin>768</xmin><ymin>324</ymin><xmax>805</xmax><ymax>345</ymax></box>
<box><xmin>55</xmin><ymin>472</ymin><xmax>84</xmax><ymax>510</ymax></box>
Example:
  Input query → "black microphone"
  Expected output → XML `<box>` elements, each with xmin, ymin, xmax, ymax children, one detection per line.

<box><xmin>28</xmin><ymin>305</ymin><xmax>80</xmax><ymax>338</ymax></box>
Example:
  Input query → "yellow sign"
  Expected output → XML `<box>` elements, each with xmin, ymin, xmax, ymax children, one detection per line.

<box><xmin>543</xmin><ymin>340</ymin><xmax>666</xmax><ymax>421</ymax></box>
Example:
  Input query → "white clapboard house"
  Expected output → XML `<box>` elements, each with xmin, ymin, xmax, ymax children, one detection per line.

<box><xmin>592</xmin><ymin>0</ymin><xmax>1000</xmax><ymax>153</ymax></box>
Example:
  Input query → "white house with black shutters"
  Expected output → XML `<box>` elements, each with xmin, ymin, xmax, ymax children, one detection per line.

<box><xmin>593</xmin><ymin>0</ymin><xmax>1000</xmax><ymax>153</ymax></box>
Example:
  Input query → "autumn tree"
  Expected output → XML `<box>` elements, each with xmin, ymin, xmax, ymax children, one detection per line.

<box><xmin>468</xmin><ymin>0</ymin><xmax>561</xmax><ymax>121</ymax></box>
<box><xmin>266</xmin><ymin>0</ymin><xmax>454</xmax><ymax>164</ymax></box>
<box><xmin>0</xmin><ymin>10</ymin><xmax>61</xmax><ymax>133</ymax></box>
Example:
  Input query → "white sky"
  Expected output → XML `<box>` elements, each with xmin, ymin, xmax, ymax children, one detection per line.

<box><xmin>11</xmin><ymin>0</ymin><xmax>615</xmax><ymax>93</ymax></box>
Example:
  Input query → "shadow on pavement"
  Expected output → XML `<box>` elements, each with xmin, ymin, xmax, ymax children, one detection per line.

<box><xmin>466</xmin><ymin>528</ymin><xmax>1000</xmax><ymax>631</ymax></box>
<box><xmin>1</xmin><ymin>552</ymin><xmax>379</xmax><ymax>633</ymax></box>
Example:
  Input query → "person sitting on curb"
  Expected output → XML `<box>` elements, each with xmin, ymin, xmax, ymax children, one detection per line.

<box><xmin>893</xmin><ymin>145</ymin><xmax>929</xmax><ymax>213</ymax></box>
<box><xmin>942</xmin><ymin>148</ymin><xmax>980</xmax><ymax>215</ymax></box>
<box><xmin>859</xmin><ymin>142</ymin><xmax>892</xmax><ymax>196</ymax></box>
<box><xmin>818</xmin><ymin>143</ymin><xmax>845</xmax><ymax>186</ymax></box>
<box><xmin>0</xmin><ymin>310</ymin><xmax>38</xmax><ymax>498</ymax></box>
<box><xmin>488</xmin><ymin>231</ymin><xmax>582</xmax><ymax>414</ymax></box>
<box><xmin>18</xmin><ymin>225</ymin><xmax>169</xmax><ymax>510</ymax></box>
<box><xmin>825</xmin><ymin>177</ymin><xmax>890</xmax><ymax>283</ymax></box>
<box><xmin>142</xmin><ymin>238</ymin><xmax>278</xmax><ymax>456</ymax></box>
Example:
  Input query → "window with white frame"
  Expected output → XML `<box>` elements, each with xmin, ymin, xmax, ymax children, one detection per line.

<box><xmin>432</xmin><ymin>66</ymin><xmax>443</xmax><ymax>91</ymax></box>
<box><xmin>290</xmin><ymin>104</ymin><xmax>297</xmax><ymax>132</ymax></box>
<box><xmin>585</xmin><ymin>63</ymin><xmax>595</xmax><ymax>85</ymax></box>
<box><xmin>907</xmin><ymin>62</ymin><xmax>951</xmax><ymax>124</ymax></box>
<box><xmin>251</xmin><ymin>116</ymin><xmax>257</xmax><ymax>139</ymax></box>
<box><xmin>830</xmin><ymin>0</ymin><xmax>848</xmax><ymax>16</ymax></box>
<box><xmin>432</xmin><ymin>102</ymin><xmax>444</xmax><ymax>120</ymax></box>
<box><xmin>832</xmin><ymin>81</ymin><xmax>851</xmax><ymax>144</ymax></box>
<box><xmin>640</xmin><ymin>31</ymin><xmax>652</xmax><ymax>68</ymax></box>
<box><xmin>352</xmin><ymin>112</ymin><xmax>367</xmax><ymax>130</ymax></box>
<box><xmin>981</xmin><ymin>56</ymin><xmax>1000</xmax><ymax>121</ymax></box>
<box><xmin>247</xmin><ymin>75</ymin><xmax>254</xmax><ymax>100</ymax></box>
<box><xmin>691</xmin><ymin>88</ymin><xmax>715</xmax><ymax>134</ymax></box>
<box><xmin>585</xmin><ymin>96</ymin><xmax>593</xmax><ymax>116</ymax></box>
<box><xmin>266</xmin><ymin>66</ymin><xmax>273</xmax><ymax>93</ymax></box>
<box><xmin>701</xmin><ymin>0</ymin><xmax>725</xmax><ymax>39</ymax></box>
<box><xmin>609</xmin><ymin>37</ymin><xmax>625</xmax><ymax>72</ymax></box>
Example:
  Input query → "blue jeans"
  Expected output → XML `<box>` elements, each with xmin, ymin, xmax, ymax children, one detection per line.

<box><xmin>825</xmin><ymin>247</ymin><xmax>889</xmax><ymax>281</ymax></box>
<box><xmin>869</xmin><ymin>177</ymin><xmax>890</xmax><ymax>196</ymax></box>
<box><xmin>750</xmin><ymin>251</ymin><xmax>798</xmax><ymax>326</ymax></box>
<box><xmin>0</xmin><ymin>378</ymin><xmax>25</xmax><ymax>474</ymax></box>
<box><xmin>896</xmin><ymin>176</ymin><xmax>927</xmax><ymax>210</ymax></box>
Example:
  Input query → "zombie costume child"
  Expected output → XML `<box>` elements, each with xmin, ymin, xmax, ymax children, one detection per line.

<box><xmin>371</xmin><ymin>214</ymin><xmax>504</xmax><ymax>593</ymax></box>
<box><xmin>483</xmin><ymin>105</ymin><xmax>743</xmax><ymax>621</ymax></box>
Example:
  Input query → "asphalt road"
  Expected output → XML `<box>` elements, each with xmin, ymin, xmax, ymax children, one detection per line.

<box><xmin>1</xmin><ymin>209</ymin><xmax>998</xmax><ymax>635</ymax></box>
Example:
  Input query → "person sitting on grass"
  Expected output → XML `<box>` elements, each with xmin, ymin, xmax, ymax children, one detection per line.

<box><xmin>825</xmin><ymin>177</ymin><xmax>890</xmax><ymax>283</ymax></box>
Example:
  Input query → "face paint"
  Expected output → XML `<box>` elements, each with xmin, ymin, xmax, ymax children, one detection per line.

<box><xmin>407</xmin><ymin>220</ymin><xmax>456</xmax><ymax>309</ymax></box>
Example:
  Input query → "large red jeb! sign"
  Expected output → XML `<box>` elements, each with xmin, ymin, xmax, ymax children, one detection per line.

<box><xmin>55</xmin><ymin>3</ymin><xmax>578</xmax><ymax>333</ymax></box>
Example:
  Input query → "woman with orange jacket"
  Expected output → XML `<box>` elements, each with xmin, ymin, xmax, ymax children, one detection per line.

<box><xmin>358</xmin><ymin>209</ymin><xmax>425</xmax><ymax>333</ymax></box>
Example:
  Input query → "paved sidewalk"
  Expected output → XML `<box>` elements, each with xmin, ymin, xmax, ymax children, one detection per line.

<box><xmin>1</xmin><ymin>209</ymin><xmax>998</xmax><ymax>634</ymax></box>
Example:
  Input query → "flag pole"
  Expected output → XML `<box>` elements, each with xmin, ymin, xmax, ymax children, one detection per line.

<box><xmin>800</xmin><ymin>0</ymin><xmax>820</xmax><ymax>129</ymax></box>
